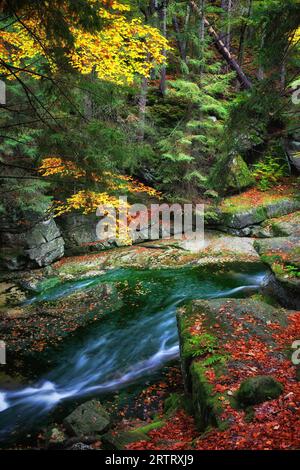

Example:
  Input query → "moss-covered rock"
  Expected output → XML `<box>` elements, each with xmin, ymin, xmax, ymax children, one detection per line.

<box><xmin>235</xmin><ymin>375</ymin><xmax>283</xmax><ymax>407</ymax></box>
<box><xmin>208</xmin><ymin>154</ymin><xmax>255</xmax><ymax>195</ymax></box>
<box><xmin>254</xmin><ymin>237</ymin><xmax>300</xmax><ymax>308</ymax></box>
<box><xmin>177</xmin><ymin>298</ymin><xmax>290</xmax><ymax>432</ymax></box>
<box><xmin>190</xmin><ymin>362</ymin><xmax>221</xmax><ymax>430</ymax></box>
<box><xmin>102</xmin><ymin>421</ymin><xmax>164</xmax><ymax>450</ymax></box>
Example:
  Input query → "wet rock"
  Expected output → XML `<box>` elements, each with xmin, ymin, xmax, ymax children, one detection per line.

<box><xmin>267</xmin><ymin>211</ymin><xmax>300</xmax><ymax>238</ymax></box>
<box><xmin>63</xmin><ymin>400</ymin><xmax>110</xmax><ymax>437</ymax></box>
<box><xmin>26</xmin><ymin>218</ymin><xmax>60</xmax><ymax>246</ymax></box>
<box><xmin>102</xmin><ymin>430</ymin><xmax>149</xmax><ymax>450</ymax></box>
<box><xmin>67</xmin><ymin>442</ymin><xmax>95</xmax><ymax>450</ymax></box>
<box><xmin>211</xmin><ymin>194</ymin><xmax>300</xmax><ymax>233</ymax></box>
<box><xmin>286</xmin><ymin>139</ymin><xmax>300</xmax><ymax>172</ymax></box>
<box><xmin>235</xmin><ymin>375</ymin><xmax>283</xmax><ymax>407</ymax></box>
<box><xmin>221</xmin><ymin>207</ymin><xmax>267</xmax><ymax>229</ymax></box>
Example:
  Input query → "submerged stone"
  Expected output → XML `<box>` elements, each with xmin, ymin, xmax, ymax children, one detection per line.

<box><xmin>63</xmin><ymin>400</ymin><xmax>110</xmax><ymax>437</ymax></box>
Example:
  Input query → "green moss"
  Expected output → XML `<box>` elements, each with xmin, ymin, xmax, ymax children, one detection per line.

<box><xmin>133</xmin><ymin>420</ymin><xmax>164</xmax><ymax>435</ymax></box>
<box><xmin>164</xmin><ymin>392</ymin><xmax>193</xmax><ymax>417</ymax></box>
<box><xmin>250</xmin><ymin>293</ymin><xmax>279</xmax><ymax>307</ymax></box>
<box><xmin>190</xmin><ymin>362</ymin><xmax>223</xmax><ymax>431</ymax></box>
<box><xmin>164</xmin><ymin>393</ymin><xmax>182</xmax><ymax>415</ymax></box>
<box><xmin>35</xmin><ymin>277</ymin><xmax>60</xmax><ymax>293</ymax></box>
<box><xmin>102</xmin><ymin>420</ymin><xmax>164</xmax><ymax>450</ymax></box>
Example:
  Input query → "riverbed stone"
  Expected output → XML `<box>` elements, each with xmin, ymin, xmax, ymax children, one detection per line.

<box><xmin>63</xmin><ymin>400</ymin><xmax>110</xmax><ymax>437</ymax></box>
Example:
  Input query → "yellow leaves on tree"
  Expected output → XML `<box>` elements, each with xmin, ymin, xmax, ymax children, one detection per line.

<box><xmin>54</xmin><ymin>190</ymin><xmax>133</xmax><ymax>245</ymax></box>
<box><xmin>54</xmin><ymin>190</ymin><xmax>122</xmax><ymax>216</ymax></box>
<box><xmin>39</xmin><ymin>157</ymin><xmax>160</xmax><ymax>198</ymax></box>
<box><xmin>38</xmin><ymin>157</ymin><xmax>161</xmax><ymax>216</ymax></box>
<box><xmin>291</xmin><ymin>27</ymin><xmax>300</xmax><ymax>45</ymax></box>
<box><xmin>0</xmin><ymin>0</ymin><xmax>170</xmax><ymax>84</ymax></box>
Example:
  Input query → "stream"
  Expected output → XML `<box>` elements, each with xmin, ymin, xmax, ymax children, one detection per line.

<box><xmin>0</xmin><ymin>264</ymin><xmax>268</xmax><ymax>442</ymax></box>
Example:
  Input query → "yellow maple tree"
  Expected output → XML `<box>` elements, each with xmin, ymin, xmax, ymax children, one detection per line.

<box><xmin>38</xmin><ymin>157</ymin><xmax>160</xmax><ymax>244</ymax></box>
<box><xmin>0</xmin><ymin>0</ymin><xmax>170</xmax><ymax>84</ymax></box>
<box><xmin>38</xmin><ymin>157</ymin><xmax>161</xmax><ymax>199</ymax></box>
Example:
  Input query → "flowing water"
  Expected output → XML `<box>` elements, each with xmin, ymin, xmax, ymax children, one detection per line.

<box><xmin>0</xmin><ymin>264</ymin><xmax>268</xmax><ymax>442</ymax></box>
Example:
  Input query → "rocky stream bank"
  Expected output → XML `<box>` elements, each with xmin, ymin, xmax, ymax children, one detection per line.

<box><xmin>0</xmin><ymin>184</ymin><xmax>299</xmax><ymax>450</ymax></box>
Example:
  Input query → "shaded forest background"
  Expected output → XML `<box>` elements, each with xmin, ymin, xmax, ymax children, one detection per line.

<box><xmin>0</xmin><ymin>0</ymin><xmax>299</xmax><ymax>232</ymax></box>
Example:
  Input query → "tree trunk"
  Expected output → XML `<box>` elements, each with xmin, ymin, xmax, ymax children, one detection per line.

<box><xmin>221</xmin><ymin>0</ymin><xmax>232</xmax><ymax>52</ymax></box>
<box><xmin>182</xmin><ymin>2</ymin><xmax>191</xmax><ymax>61</ymax></box>
<box><xmin>159</xmin><ymin>0</ymin><xmax>167</xmax><ymax>96</ymax></box>
<box><xmin>190</xmin><ymin>1</ymin><xmax>252</xmax><ymax>89</ymax></box>
<box><xmin>199</xmin><ymin>0</ymin><xmax>205</xmax><ymax>78</ymax></box>
<box><xmin>172</xmin><ymin>16</ymin><xmax>187</xmax><ymax>62</ymax></box>
<box><xmin>238</xmin><ymin>0</ymin><xmax>253</xmax><ymax>65</ymax></box>
<box><xmin>137</xmin><ymin>76</ymin><xmax>148</xmax><ymax>142</ymax></box>
<box><xmin>257</xmin><ymin>30</ymin><xmax>266</xmax><ymax>80</ymax></box>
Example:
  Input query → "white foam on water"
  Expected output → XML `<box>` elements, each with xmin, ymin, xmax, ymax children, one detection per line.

<box><xmin>0</xmin><ymin>392</ymin><xmax>8</xmax><ymax>412</ymax></box>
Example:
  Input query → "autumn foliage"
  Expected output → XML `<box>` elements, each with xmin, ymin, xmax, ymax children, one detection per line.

<box><xmin>38</xmin><ymin>157</ymin><xmax>161</xmax><ymax>216</ymax></box>
<box><xmin>0</xmin><ymin>0</ymin><xmax>169</xmax><ymax>84</ymax></box>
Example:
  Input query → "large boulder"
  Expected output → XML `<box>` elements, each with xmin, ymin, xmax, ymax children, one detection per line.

<box><xmin>57</xmin><ymin>214</ymin><xmax>119</xmax><ymax>255</ymax></box>
<box><xmin>26</xmin><ymin>219</ymin><xmax>64</xmax><ymax>267</ymax></box>
<box><xmin>63</xmin><ymin>400</ymin><xmax>110</xmax><ymax>437</ymax></box>
<box><xmin>268</xmin><ymin>211</ymin><xmax>300</xmax><ymax>238</ymax></box>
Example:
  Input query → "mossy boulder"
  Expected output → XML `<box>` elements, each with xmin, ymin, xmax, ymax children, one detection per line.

<box><xmin>235</xmin><ymin>375</ymin><xmax>283</xmax><ymax>407</ymax></box>
<box><xmin>209</xmin><ymin>154</ymin><xmax>254</xmax><ymax>195</ymax></box>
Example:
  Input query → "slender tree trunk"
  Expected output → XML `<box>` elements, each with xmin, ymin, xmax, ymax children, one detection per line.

<box><xmin>238</xmin><ymin>0</ymin><xmax>253</xmax><ymax>65</ymax></box>
<box><xmin>199</xmin><ymin>0</ymin><xmax>205</xmax><ymax>78</ymax></box>
<box><xmin>172</xmin><ymin>16</ymin><xmax>186</xmax><ymax>62</ymax></box>
<box><xmin>182</xmin><ymin>2</ymin><xmax>191</xmax><ymax>61</ymax></box>
<box><xmin>221</xmin><ymin>0</ymin><xmax>232</xmax><ymax>51</ymax></box>
<box><xmin>280</xmin><ymin>61</ymin><xmax>286</xmax><ymax>90</ymax></box>
<box><xmin>257</xmin><ymin>29</ymin><xmax>266</xmax><ymax>80</ymax></box>
<box><xmin>159</xmin><ymin>0</ymin><xmax>167</xmax><ymax>96</ymax></box>
<box><xmin>190</xmin><ymin>1</ymin><xmax>252</xmax><ymax>89</ymax></box>
<box><xmin>137</xmin><ymin>76</ymin><xmax>148</xmax><ymax>142</ymax></box>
